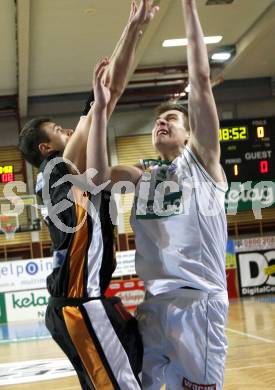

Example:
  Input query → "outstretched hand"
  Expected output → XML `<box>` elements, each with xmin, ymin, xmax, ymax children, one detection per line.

<box><xmin>93</xmin><ymin>58</ymin><xmax>111</xmax><ymax>110</ymax></box>
<box><xmin>130</xmin><ymin>0</ymin><xmax>159</xmax><ymax>27</ymax></box>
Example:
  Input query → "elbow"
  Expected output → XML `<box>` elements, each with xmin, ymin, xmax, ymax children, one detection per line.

<box><xmin>200</xmin><ymin>69</ymin><xmax>211</xmax><ymax>81</ymax></box>
<box><xmin>196</xmin><ymin>69</ymin><xmax>211</xmax><ymax>83</ymax></box>
<box><xmin>190</xmin><ymin>70</ymin><xmax>211</xmax><ymax>89</ymax></box>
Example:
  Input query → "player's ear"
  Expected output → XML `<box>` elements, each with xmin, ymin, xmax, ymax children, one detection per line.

<box><xmin>38</xmin><ymin>142</ymin><xmax>52</xmax><ymax>157</ymax></box>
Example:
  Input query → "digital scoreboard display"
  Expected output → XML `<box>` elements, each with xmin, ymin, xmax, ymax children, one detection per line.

<box><xmin>0</xmin><ymin>165</ymin><xmax>14</xmax><ymax>183</ymax></box>
<box><xmin>219</xmin><ymin>126</ymin><xmax>248</xmax><ymax>142</ymax></box>
<box><xmin>220</xmin><ymin>118</ymin><xmax>274</xmax><ymax>182</ymax></box>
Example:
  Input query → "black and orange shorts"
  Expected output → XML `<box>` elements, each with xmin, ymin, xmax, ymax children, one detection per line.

<box><xmin>46</xmin><ymin>296</ymin><xmax>143</xmax><ymax>390</ymax></box>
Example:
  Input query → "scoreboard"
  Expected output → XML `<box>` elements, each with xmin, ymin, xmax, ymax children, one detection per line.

<box><xmin>0</xmin><ymin>165</ymin><xmax>14</xmax><ymax>183</ymax></box>
<box><xmin>220</xmin><ymin>117</ymin><xmax>274</xmax><ymax>182</ymax></box>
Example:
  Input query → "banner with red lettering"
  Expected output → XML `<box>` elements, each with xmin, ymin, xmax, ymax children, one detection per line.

<box><xmin>105</xmin><ymin>279</ymin><xmax>145</xmax><ymax>312</ymax></box>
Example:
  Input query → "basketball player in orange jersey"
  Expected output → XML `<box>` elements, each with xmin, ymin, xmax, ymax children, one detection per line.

<box><xmin>18</xmin><ymin>2</ymin><xmax>159</xmax><ymax>389</ymax></box>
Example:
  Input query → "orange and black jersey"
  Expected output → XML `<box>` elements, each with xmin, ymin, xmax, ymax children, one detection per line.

<box><xmin>36</xmin><ymin>152</ymin><xmax>116</xmax><ymax>298</ymax></box>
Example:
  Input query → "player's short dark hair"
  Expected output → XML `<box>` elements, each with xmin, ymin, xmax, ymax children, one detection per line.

<box><xmin>156</xmin><ymin>101</ymin><xmax>189</xmax><ymax>119</ymax></box>
<box><xmin>18</xmin><ymin>117</ymin><xmax>52</xmax><ymax>168</ymax></box>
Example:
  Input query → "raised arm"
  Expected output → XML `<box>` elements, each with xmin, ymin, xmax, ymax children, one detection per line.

<box><xmin>87</xmin><ymin>60</ymin><xmax>142</xmax><ymax>187</ymax></box>
<box><xmin>105</xmin><ymin>0</ymin><xmax>159</xmax><ymax>114</ymax></box>
<box><xmin>182</xmin><ymin>0</ymin><xmax>223</xmax><ymax>182</ymax></box>
<box><xmin>63</xmin><ymin>0</ymin><xmax>159</xmax><ymax>174</ymax></box>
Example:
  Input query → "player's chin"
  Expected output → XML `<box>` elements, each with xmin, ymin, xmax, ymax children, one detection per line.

<box><xmin>155</xmin><ymin>136</ymin><xmax>171</xmax><ymax>146</ymax></box>
<box><xmin>153</xmin><ymin>139</ymin><xmax>170</xmax><ymax>153</ymax></box>
<box><xmin>156</xmin><ymin>135</ymin><xmax>168</xmax><ymax>142</ymax></box>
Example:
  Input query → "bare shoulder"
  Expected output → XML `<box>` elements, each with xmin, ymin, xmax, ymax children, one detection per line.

<box><xmin>187</xmin><ymin>142</ymin><xmax>225</xmax><ymax>184</ymax></box>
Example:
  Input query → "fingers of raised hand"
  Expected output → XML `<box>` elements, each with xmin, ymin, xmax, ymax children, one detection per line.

<box><xmin>94</xmin><ymin>58</ymin><xmax>109</xmax><ymax>82</ymax></box>
<box><xmin>131</xmin><ymin>0</ymin><xmax>138</xmax><ymax>17</ymax></box>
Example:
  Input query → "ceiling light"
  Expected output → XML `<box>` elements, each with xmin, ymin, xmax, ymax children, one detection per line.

<box><xmin>211</xmin><ymin>52</ymin><xmax>232</xmax><ymax>61</ymax></box>
<box><xmin>211</xmin><ymin>45</ymin><xmax>235</xmax><ymax>62</ymax></box>
<box><xmin>163</xmin><ymin>36</ymin><xmax>222</xmax><ymax>47</ymax></box>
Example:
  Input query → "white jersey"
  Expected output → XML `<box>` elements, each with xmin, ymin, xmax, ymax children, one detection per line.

<box><xmin>131</xmin><ymin>146</ymin><xmax>228</xmax><ymax>295</ymax></box>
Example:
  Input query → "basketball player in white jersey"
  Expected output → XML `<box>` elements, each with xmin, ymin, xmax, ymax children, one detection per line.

<box><xmin>87</xmin><ymin>0</ymin><xmax>228</xmax><ymax>389</ymax></box>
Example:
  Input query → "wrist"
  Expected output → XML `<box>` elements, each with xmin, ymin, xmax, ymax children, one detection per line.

<box><xmin>128</xmin><ymin>18</ymin><xmax>142</xmax><ymax>34</ymax></box>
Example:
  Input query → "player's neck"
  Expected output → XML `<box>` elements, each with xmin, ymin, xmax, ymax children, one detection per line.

<box><xmin>159</xmin><ymin>146</ymin><xmax>184</xmax><ymax>162</ymax></box>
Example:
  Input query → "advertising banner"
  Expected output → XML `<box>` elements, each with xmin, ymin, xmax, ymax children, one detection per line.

<box><xmin>0</xmin><ymin>293</ymin><xmax>7</xmax><ymax>324</ymax></box>
<box><xmin>112</xmin><ymin>251</ymin><xmax>136</xmax><ymax>277</ymax></box>
<box><xmin>5</xmin><ymin>289</ymin><xmax>50</xmax><ymax>322</ymax></box>
<box><xmin>0</xmin><ymin>252</ymin><xmax>137</xmax><ymax>294</ymax></box>
<box><xmin>106</xmin><ymin>279</ymin><xmax>145</xmax><ymax>312</ymax></box>
<box><xmin>235</xmin><ymin>236</ymin><xmax>275</xmax><ymax>252</ymax></box>
<box><xmin>225</xmin><ymin>181</ymin><xmax>275</xmax><ymax>213</ymax></box>
<box><xmin>226</xmin><ymin>269</ymin><xmax>239</xmax><ymax>299</ymax></box>
<box><xmin>225</xmin><ymin>240</ymin><xmax>239</xmax><ymax>299</ymax></box>
<box><xmin>226</xmin><ymin>240</ymin><xmax>237</xmax><ymax>269</ymax></box>
<box><xmin>237</xmin><ymin>250</ymin><xmax>275</xmax><ymax>296</ymax></box>
<box><xmin>0</xmin><ymin>258</ymin><xmax>52</xmax><ymax>293</ymax></box>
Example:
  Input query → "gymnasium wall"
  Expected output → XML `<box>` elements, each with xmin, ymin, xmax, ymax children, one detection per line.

<box><xmin>0</xmin><ymin>77</ymin><xmax>275</xmax><ymax>146</ymax></box>
<box><xmin>0</xmin><ymin>118</ymin><xmax>19</xmax><ymax>146</ymax></box>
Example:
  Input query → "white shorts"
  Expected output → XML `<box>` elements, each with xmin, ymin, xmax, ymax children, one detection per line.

<box><xmin>136</xmin><ymin>288</ymin><xmax>229</xmax><ymax>390</ymax></box>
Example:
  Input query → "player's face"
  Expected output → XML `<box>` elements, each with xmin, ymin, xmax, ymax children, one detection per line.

<box><xmin>152</xmin><ymin>110</ymin><xmax>189</xmax><ymax>152</ymax></box>
<box><xmin>41</xmin><ymin>122</ymin><xmax>73</xmax><ymax>153</ymax></box>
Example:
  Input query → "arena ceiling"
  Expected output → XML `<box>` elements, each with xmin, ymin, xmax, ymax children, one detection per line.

<box><xmin>0</xmin><ymin>0</ymin><xmax>275</xmax><ymax>117</ymax></box>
